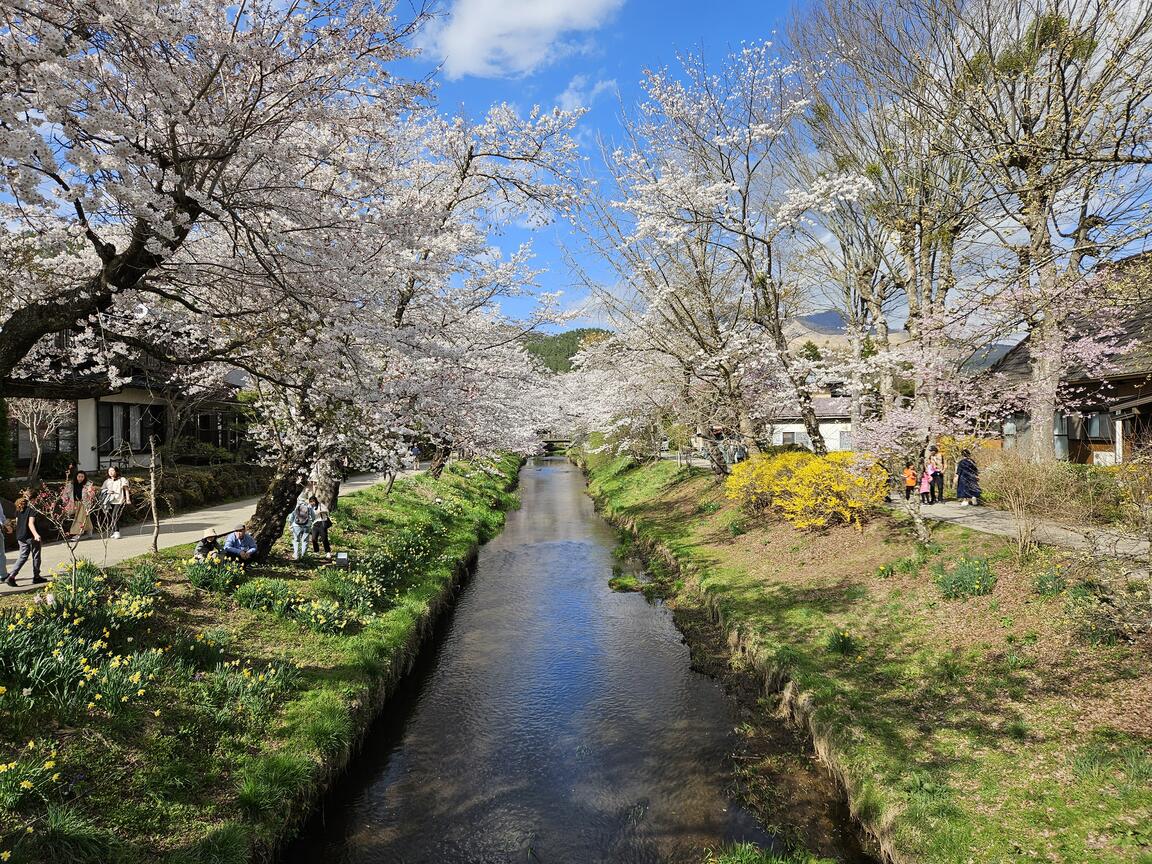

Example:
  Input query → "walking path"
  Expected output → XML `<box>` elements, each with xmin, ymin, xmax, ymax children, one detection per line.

<box><xmin>915</xmin><ymin>499</ymin><xmax>1150</xmax><ymax>559</ymax></box>
<box><xmin>0</xmin><ymin>471</ymin><xmax>410</xmax><ymax>596</ymax></box>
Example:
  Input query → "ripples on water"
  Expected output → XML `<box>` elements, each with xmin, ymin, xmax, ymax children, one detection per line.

<box><xmin>282</xmin><ymin>458</ymin><xmax>773</xmax><ymax>864</ymax></box>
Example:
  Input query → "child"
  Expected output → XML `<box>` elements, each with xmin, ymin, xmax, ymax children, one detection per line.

<box><xmin>902</xmin><ymin>462</ymin><xmax>917</xmax><ymax>500</ymax></box>
<box><xmin>919</xmin><ymin>466</ymin><xmax>933</xmax><ymax>504</ymax></box>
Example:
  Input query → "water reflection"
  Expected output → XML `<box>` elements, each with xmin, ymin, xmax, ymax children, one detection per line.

<box><xmin>282</xmin><ymin>458</ymin><xmax>772</xmax><ymax>864</ymax></box>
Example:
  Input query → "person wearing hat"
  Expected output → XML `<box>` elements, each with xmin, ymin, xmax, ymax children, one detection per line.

<box><xmin>222</xmin><ymin>523</ymin><xmax>258</xmax><ymax>566</ymax></box>
<box><xmin>194</xmin><ymin>528</ymin><xmax>221</xmax><ymax>562</ymax></box>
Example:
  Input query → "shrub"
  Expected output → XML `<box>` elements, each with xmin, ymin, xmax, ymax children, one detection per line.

<box><xmin>185</xmin><ymin>557</ymin><xmax>244</xmax><ymax>593</ymax></box>
<box><xmin>725</xmin><ymin>452</ymin><xmax>814</xmax><ymax>513</ymax></box>
<box><xmin>982</xmin><ymin>453</ymin><xmax>1081</xmax><ymax>557</ymax></box>
<box><xmin>1067</xmin><ymin>569</ymin><xmax>1152</xmax><ymax>644</ymax></box>
<box><xmin>726</xmin><ymin>451</ymin><xmax>886</xmax><ymax>529</ymax></box>
<box><xmin>934</xmin><ymin>557</ymin><xmax>996</xmax><ymax>599</ymax></box>
<box><xmin>772</xmin><ymin>452</ymin><xmax>887</xmax><ymax>530</ymax></box>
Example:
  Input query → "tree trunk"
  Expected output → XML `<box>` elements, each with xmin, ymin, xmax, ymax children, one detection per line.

<box><xmin>313</xmin><ymin>455</ymin><xmax>344</xmax><ymax>510</ymax></box>
<box><xmin>385</xmin><ymin>470</ymin><xmax>397</xmax><ymax>495</ymax></box>
<box><xmin>148</xmin><ymin>436</ymin><xmax>161</xmax><ymax>554</ymax></box>
<box><xmin>428</xmin><ymin>445</ymin><xmax>451</xmax><ymax>480</ymax></box>
<box><xmin>1026</xmin><ymin>317</ymin><xmax>1063</xmax><ymax>463</ymax></box>
<box><xmin>28</xmin><ymin>438</ymin><xmax>43</xmax><ymax>485</ymax></box>
<box><xmin>704</xmin><ymin>438</ymin><xmax>729</xmax><ymax>476</ymax></box>
<box><xmin>250</xmin><ymin>460</ymin><xmax>308</xmax><ymax>561</ymax></box>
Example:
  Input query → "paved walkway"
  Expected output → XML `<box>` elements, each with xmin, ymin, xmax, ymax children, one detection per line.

<box><xmin>914</xmin><ymin>499</ymin><xmax>1149</xmax><ymax>559</ymax></box>
<box><xmin>0</xmin><ymin>471</ymin><xmax>409</xmax><ymax>596</ymax></box>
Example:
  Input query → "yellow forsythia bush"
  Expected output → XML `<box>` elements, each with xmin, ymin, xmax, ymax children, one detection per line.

<box><xmin>725</xmin><ymin>451</ymin><xmax>886</xmax><ymax>529</ymax></box>
<box><xmin>725</xmin><ymin>451</ymin><xmax>814</xmax><ymax>512</ymax></box>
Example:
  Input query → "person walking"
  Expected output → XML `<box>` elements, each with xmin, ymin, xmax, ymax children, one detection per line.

<box><xmin>100</xmin><ymin>466</ymin><xmax>131</xmax><ymax>539</ymax></box>
<box><xmin>62</xmin><ymin>469</ymin><xmax>97</xmax><ymax>538</ymax></box>
<box><xmin>5</xmin><ymin>492</ymin><xmax>46</xmax><ymax>587</ymax></box>
<box><xmin>927</xmin><ymin>445</ymin><xmax>945</xmax><ymax>504</ymax></box>
<box><xmin>288</xmin><ymin>498</ymin><xmax>315</xmax><ymax>561</ymax></box>
<box><xmin>902</xmin><ymin>462</ymin><xmax>918</xmax><ymax>500</ymax></box>
<box><xmin>309</xmin><ymin>495</ymin><xmax>332</xmax><ymax>559</ymax></box>
<box><xmin>955</xmin><ymin>449</ymin><xmax>981</xmax><ymax>507</ymax></box>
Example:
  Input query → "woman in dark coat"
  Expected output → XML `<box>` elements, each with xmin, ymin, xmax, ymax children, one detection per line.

<box><xmin>955</xmin><ymin>449</ymin><xmax>980</xmax><ymax>506</ymax></box>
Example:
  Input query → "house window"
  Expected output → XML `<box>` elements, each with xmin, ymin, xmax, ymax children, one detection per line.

<box><xmin>1054</xmin><ymin>412</ymin><xmax>1069</xmax><ymax>460</ymax></box>
<box><xmin>839</xmin><ymin>431</ymin><xmax>853</xmax><ymax>451</ymax></box>
<box><xmin>1085</xmin><ymin>412</ymin><xmax>1113</xmax><ymax>441</ymax></box>
<box><xmin>99</xmin><ymin>403</ymin><xmax>167</xmax><ymax>451</ymax></box>
<box><xmin>781</xmin><ymin>431</ymin><xmax>796</xmax><ymax>445</ymax></box>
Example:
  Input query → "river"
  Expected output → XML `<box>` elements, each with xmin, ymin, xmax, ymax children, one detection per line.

<box><xmin>281</xmin><ymin>458</ymin><xmax>827</xmax><ymax>863</ymax></box>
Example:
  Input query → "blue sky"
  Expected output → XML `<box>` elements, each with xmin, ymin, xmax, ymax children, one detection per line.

<box><xmin>404</xmin><ymin>0</ymin><xmax>797</xmax><ymax>328</ymax></box>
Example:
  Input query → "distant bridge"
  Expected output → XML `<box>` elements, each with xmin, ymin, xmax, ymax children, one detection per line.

<box><xmin>541</xmin><ymin>436</ymin><xmax>572</xmax><ymax>454</ymax></box>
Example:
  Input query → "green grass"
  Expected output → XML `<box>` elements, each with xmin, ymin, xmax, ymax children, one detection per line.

<box><xmin>608</xmin><ymin>573</ymin><xmax>641</xmax><ymax>592</ymax></box>
<box><xmin>577</xmin><ymin>451</ymin><xmax>1152</xmax><ymax>864</ymax></box>
<box><xmin>703</xmin><ymin>844</ymin><xmax>835</xmax><ymax>864</ymax></box>
<box><xmin>0</xmin><ymin>455</ymin><xmax>521</xmax><ymax>863</ymax></box>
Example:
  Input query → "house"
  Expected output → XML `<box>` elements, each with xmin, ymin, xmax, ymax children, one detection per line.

<box><xmin>766</xmin><ymin>396</ymin><xmax>855</xmax><ymax>452</ymax></box>
<box><xmin>5</xmin><ymin>361</ymin><xmax>250</xmax><ymax>477</ymax></box>
<box><xmin>992</xmin><ymin>307</ymin><xmax>1152</xmax><ymax>465</ymax></box>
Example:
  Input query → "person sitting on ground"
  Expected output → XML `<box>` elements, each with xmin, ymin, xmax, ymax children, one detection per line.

<box><xmin>222</xmin><ymin>523</ymin><xmax>258</xmax><ymax>566</ymax></box>
<box><xmin>902</xmin><ymin>462</ymin><xmax>918</xmax><ymax>500</ymax></box>
<box><xmin>955</xmin><ymin>449</ymin><xmax>981</xmax><ymax>507</ymax></box>
<box><xmin>288</xmin><ymin>498</ymin><xmax>315</xmax><ymax>561</ymax></box>
<box><xmin>5</xmin><ymin>491</ymin><xmax>47</xmax><ymax>587</ymax></box>
<box><xmin>195</xmin><ymin>528</ymin><xmax>221</xmax><ymax>562</ymax></box>
<box><xmin>309</xmin><ymin>495</ymin><xmax>332</xmax><ymax>559</ymax></box>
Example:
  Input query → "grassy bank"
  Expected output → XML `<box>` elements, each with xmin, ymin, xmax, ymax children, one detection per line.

<box><xmin>0</xmin><ymin>455</ymin><xmax>520</xmax><ymax>863</ymax></box>
<box><xmin>580</xmin><ymin>452</ymin><xmax>1151</xmax><ymax>864</ymax></box>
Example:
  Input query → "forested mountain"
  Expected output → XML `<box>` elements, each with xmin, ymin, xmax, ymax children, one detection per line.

<box><xmin>524</xmin><ymin>328</ymin><xmax>611</xmax><ymax>372</ymax></box>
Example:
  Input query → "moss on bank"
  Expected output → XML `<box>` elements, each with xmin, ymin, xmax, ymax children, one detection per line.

<box><xmin>579</xmin><ymin>452</ymin><xmax>1152</xmax><ymax>864</ymax></box>
<box><xmin>0</xmin><ymin>455</ymin><xmax>520</xmax><ymax>863</ymax></box>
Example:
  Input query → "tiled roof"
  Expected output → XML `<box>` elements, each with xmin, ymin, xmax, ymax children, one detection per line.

<box><xmin>766</xmin><ymin>396</ymin><xmax>853</xmax><ymax>422</ymax></box>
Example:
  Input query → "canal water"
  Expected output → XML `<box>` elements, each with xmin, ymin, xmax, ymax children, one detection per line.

<box><xmin>281</xmin><ymin>458</ymin><xmax>785</xmax><ymax>863</ymax></box>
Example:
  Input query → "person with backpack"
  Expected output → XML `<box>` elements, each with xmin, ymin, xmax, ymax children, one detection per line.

<box><xmin>309</xmin><ymin>495</ymin><xmax>332</xmax><ymax>559</ymax></box>
<box><xmin>4</xmin><ymin>491</ymin><xmax>46</xmax><ymax>587</ymax></box>
<box><xmin>288</xmin><ymin>498</ymin><xmax>315</xmax><ymax>561</ymax></box>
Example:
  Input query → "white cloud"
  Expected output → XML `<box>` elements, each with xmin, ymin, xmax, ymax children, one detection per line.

<box><xmin>556</xmin><ymin>74</ymin><xmax>618</xmax><ymax>111</ymax></box>
<box><xmin>424</xmin><ymin>0</ymin><xmax>626</xmax><ymax>79</ymax></box>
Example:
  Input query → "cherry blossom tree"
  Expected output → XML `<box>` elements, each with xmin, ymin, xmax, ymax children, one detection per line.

<box><xmin>6</xmin><ymin>398</ymin><xmax>74</xmax><ymax>483</ymax></box>
<box><xmin>0</xmin><ymin>0</ymin><xmax>428</xmax><ymax>390</ymax></box>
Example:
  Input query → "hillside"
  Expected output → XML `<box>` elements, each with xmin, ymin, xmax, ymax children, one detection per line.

<box><xmin>523</xmin><ymin>328</ymin><xmax>611</xmax><ymax>373</ymax></box>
